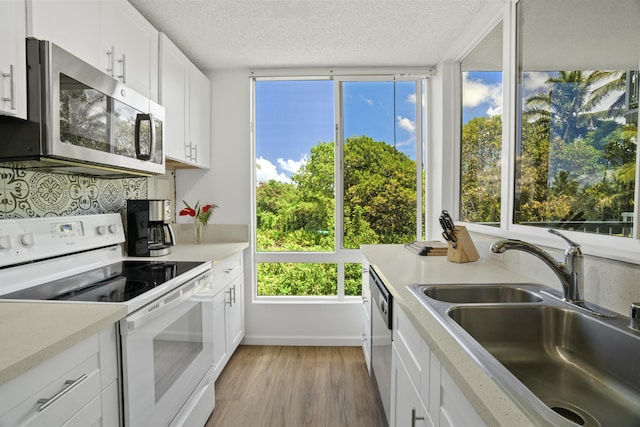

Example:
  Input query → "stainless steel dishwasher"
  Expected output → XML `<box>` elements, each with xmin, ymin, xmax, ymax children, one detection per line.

<box><xmin>370</xmin><ymin>266</ymin><xmax>392</xmax><ymax>425</ymax></box>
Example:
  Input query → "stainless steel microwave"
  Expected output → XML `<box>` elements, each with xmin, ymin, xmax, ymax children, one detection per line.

<box><xmin>0</xmin><ymin>38</ymin><xmax>165</xmax><ymax>177</ymax></box>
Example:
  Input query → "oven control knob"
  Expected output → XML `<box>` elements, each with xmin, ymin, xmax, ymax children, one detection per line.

<box><xmin>97</xmin><ymin>225</ymin><xmax>107</xmax><ymax>235</ymax></box>
<box><xmin>108</xmin><ymin>224</ymin><xmax>118</xmax><ymax>234</ymax></box>
<box><xmin>19</xmin><ymin>232</ymin><xmax>35</xmax><ymax>247</ymax></box>
<box><xmin>0</xmin><ymin>235</ymin><xmax>11</xmax><ymax>250</ymax></box>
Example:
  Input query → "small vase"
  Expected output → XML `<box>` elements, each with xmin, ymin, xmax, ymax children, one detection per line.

<box><xmin>194</xmin><ymin>221</ymin><xmax>204</xmax><ymax>244</ymax></box>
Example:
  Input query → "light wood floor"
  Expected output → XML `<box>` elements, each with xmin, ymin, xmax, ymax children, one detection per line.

<box><xmin>205</xmin><ymin>345</ymin><xmax>388</xmax><ymax>427</ymax></box>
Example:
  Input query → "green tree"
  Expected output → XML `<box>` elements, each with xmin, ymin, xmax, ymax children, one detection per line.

<box><xmin>460</xmin><ymin>115</ymin><xmax>502</xmax><ymax>223</ymax></box>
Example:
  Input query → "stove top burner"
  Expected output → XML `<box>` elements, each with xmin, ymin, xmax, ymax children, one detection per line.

<box><xmin>0</xmin><ymin>260</ymin><xmax>205</xmax><ymax>303</ymax></box>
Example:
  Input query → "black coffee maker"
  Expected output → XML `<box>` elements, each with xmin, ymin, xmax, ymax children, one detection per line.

<box><xmin>127</xmin><ymin>199</ymin><xmax>175</xmax><ymax>257</ymax></box>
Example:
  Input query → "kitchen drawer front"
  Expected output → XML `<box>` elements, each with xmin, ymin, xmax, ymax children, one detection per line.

<box><xmin>61</xmin><ymin>393</ymin><xmax>101</xmax><ymax>427</ymax></box>
<box><xmin>212</xmin><ymin>252</ymin><xmax>243</xmax><ymax>292</ymax></box>
<box><xmin>0</xmin><ymin>353</ymin><xmax>102</xmax><ymax>427</ymax></box>
<box><xmin>0</xmin><ymin>333</ymin><xmax>100</xmax><ymax>418</ymax></box>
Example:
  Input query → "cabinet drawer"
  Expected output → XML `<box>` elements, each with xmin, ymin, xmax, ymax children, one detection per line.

<box><xmin>0</xmin><ymin>353</ymin><xmax>101</xmax><ymax>427</ymax></box>
<box><xmin>61</xmin><ymin>393</ymin><xmax>101</xmax><ymax>427</ymax></box>
<box><xmin>212</xmin><ymin>252</ymin><xmax>243</xmax><ymax>291</ymax></box>
<box><xmin>0</xmin><ymin>333</ymin><xmax>100</xmax><ymax>417</ymax></box>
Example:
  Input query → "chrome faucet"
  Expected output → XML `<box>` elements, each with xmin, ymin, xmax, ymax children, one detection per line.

<box><xmin>490</xmin><ymin>229</ymin><xmax>583</xmax><ymax>303</ymax></box>
<box><xmin>490</xmin><ymin>230</ymin><xmax>617</xmax><ymax>317</ymax></box>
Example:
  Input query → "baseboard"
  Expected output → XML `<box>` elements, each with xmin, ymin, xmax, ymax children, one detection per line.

<box><xmin>242</xmin><ymin>335</ymin><xmax>362</xmax><ymax>346</ymax></box>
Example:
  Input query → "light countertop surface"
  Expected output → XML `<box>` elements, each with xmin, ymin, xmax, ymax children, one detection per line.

<box><xmin>0</xmin><ymin>241</ymin><xmax>248</xmax><ymax>386</ymax></box>
<box><xmin>361</xmin><ymin>244</ymin><xmax>540</xmax><ymax>427</ymax></box>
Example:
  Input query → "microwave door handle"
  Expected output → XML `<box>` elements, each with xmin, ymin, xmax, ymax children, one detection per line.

<box><xmin>134</xmin><ymin>113</ymin><xmax>154</xmax><ymax>161</ymax></box>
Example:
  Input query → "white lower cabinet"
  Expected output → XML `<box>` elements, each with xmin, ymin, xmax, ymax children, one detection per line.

<box><xmin>212</xmin><ymin>252</ymin><xmax>245</xmax><ymax>381</ymax></box>
<box><xmin>361</xmin><ymin>261</ymin><xmax>372</xmax><ymax>373</ymax></box>
<box><xmin>391</xmin><ymin>345</ymin><xmax>433</xmax><ymax>427</ymax></box>
<box><xmin>0</xmin><ymin>325</ymin><xmax>119</xmax><ymax>427</ymax></box>
<box><xmin>391</xmin><ymin>305</ymin><xmax>485</xmax><ymax>427</ymax></box>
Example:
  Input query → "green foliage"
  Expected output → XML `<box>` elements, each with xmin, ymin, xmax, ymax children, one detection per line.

<box><xmin>256</xmin><ymin>135</ymin><xmax>419</xmax><ymax>295</ymax></box>
<box><xmin>512</xmin><ymin>70</ymin><xmax>636</xmax><ymax>225</ymax></box>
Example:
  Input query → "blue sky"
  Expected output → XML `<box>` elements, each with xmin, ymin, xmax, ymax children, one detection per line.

<box><xmin>255</xmin><ymin>79</ymin><xmax>418</xmax><ymax>182</ymax></box>
<box><xmin>462</xmin><ymin>71</ymin><xmax>503</xmax><ymax>123</ymax></box>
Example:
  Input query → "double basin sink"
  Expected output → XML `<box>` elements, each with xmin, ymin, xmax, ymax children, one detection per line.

<box><xmin>409</xmin><ymin>283</ymin><xmax>640</xmax><ymax>426</ymax></box>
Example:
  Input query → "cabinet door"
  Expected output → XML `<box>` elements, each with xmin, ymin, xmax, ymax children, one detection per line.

<box><xmin>212</xmin><ymin>287</ymin><xmax>230</xmax><ymax>381</ymax></box>
<box><xmin>360</xmin><ymin>307</ymin><xmax>371</xmax><ymax>374</ymax></box>
<box><xmin>228</xmin><ymin>276</ymin><xmax>244</xmax><ymax>352</ymax></box>
<box><xmin>100</xmin><ymin>0</ymin><xmax>158</xmax><ymax>100</ymax></box>
<box><xmin>188</xmin><ymin>64</ymin><xmax>211</xmax><ymax>168</ymax></box>
<box><xmin>361</xmin><ymin>261</ymin><xmax>372</xmax><ymax>373</ymax></box>
<box><xmin>27</xmin><ymin>0</ymin><xmax>102</xmax><ymax>68</ymax></box>
<box><xmin>159</xmin><ymin>33</ymin><xmax>189</xmax><ymax>162</ymax></box>
<box><xmin>0</xmin><ymin>0</ymin><xmax>27</xmax><ymax>118</ymax></box>
<box><xmin>391</xmin><ymin>345</ymin><xmax>431</xmax><ymax>427</ymax></box>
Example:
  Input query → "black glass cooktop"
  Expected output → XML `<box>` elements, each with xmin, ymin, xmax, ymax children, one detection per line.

<box><xmin>1</xmin><ymin>260</ymin><xmax>205</xmax><ymax>303</ymax></box>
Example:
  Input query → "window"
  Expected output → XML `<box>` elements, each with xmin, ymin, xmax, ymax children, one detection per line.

<box><xmin>253</xmin><ymin>74</ymin><xmax>425</xmax><ymax>297</ymax></box>
<box><xmin>460</xmin><ymin>23</ymin><xmax>503</xmax><ymax>226</ymax></box>
<box><xmin>459</xmin><ymin>0</ymin><xmax>640</xmax><ymax>250</ymax></box>
<box><xmin>513</xmin><ymin>0</ymin><xmax>639</xmax><ymax>238</ymax></box>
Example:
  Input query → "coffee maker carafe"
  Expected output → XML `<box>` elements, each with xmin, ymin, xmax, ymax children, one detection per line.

<box><xmin>127</xmin><ymin>199</ymin><xmax>175</xmax><ymax>257</ymax></box>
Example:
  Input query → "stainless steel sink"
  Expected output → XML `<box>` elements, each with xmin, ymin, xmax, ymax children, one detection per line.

<box><xmin>422</xmin><ymin>284</ymin><xmax>542</xmax><ymax>303</ymax></box>
<box><xmin>408</xmin><ymin>283</ymin><xmax>640</xmax><ymax>426</ymax></box>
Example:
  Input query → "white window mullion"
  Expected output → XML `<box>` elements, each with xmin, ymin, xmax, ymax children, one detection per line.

<box><xmin>334</xmin><ymin>81</ymin><xmax>345</xmax><ymax>252</ymax></box>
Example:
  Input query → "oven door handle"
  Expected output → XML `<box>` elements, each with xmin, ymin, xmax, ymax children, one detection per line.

<box><xmin>123</xmin><ymin>273</ymin><xmax>211</xmax><ymax>333</ymax></box>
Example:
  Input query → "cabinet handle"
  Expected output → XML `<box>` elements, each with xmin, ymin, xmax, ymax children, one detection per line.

<box><xmin>362</xmin><ymin>267</ymin><xmax>369</xmax><ymax>274</ymax></box>
<box><xmin>191</xmin><ymin>144</ymin><xmax>198</xmax><ymax>162</ymax></box>
<box><xmin>361</xmin><ymin>333</ymin><xmax>367</xmax><ymax>342</ymax></box>
<box><xmin>36</xmin><ymin>374</ymin><xmax>88</xmax><ymax>412</ymax></box>
<box><xmin>117</xmin><ymin>53</ymin><xmax>127</xmax><ymax>83</ymax></box>
<box><xmin>231</xmin><ymin>285</ymin><xmax>236</xmax><ymax>304</ymax></box>
<box><xmin>411</xmin><ymin>408</ymin><xmax>425</xmax><ymax>427</ymax></box>
<box><xmin>362</xmin><ymin>296</ymin><xmax>368</xmax><ymax>304</ymax></box>
<box><xmin>1</xmin><ymin>65</ymin><xmax>15</xmax><ymax>110</ymax></box>
<box><xmin>185</xmin><ymin>141</ymin><xmax>192</xmax><ymax>161</ymax></box>
<box><xmin>226</xmin><ymin>289</ymin><xmax>232</xmax><ymax>307</ymax></box>
<box><xmin>106</xmin><ymin>46</ymin><xmax>115</xmax><ymax>77</ymax></box>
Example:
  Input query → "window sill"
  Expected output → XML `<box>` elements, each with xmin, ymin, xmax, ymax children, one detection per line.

<box><xmin>464</xmin><ymin>222</ymin><xmax>640</xmax><ymax>267</ymax></box>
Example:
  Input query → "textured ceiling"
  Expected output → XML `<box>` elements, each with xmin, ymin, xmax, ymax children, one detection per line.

<box><xmin>128</xmin><ymin>0</ymin><xmax>496</xmax><ymax>71</ymax></box>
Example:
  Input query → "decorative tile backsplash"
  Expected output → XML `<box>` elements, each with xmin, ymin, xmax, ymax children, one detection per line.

<box><xmin>0</xmin><ymin>167</ymin><xmax>148</xmax><ymax>219</ymax></box>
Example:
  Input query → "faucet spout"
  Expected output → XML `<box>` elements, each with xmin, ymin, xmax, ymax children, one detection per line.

<box><xmin>490</xmin><ymin>230</ymin><xmax>583</xmax><ymax>303</ymax></box>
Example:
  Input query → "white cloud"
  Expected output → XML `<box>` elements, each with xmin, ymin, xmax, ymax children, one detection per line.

<box><xmin>277</xmin><ymin>156</ymin><xmax>306</xmax><ymax>174</ymax></box>
<box><xmin>361</xmin><ymin>96</ymin><xmax>373</xmax><ymax>105</ymax></box>
<box><xmin>406</xmin><ymin>93</ymin><xmax>417</xmax><ymax>104</ymax></box>
<box><xmin>462</xmin><ymin>72</ymin><xmax>503</xmax><ymax>116</ymax></box>
<box><xmin>522</xmin><ymin>72</ymin><xmax>551</xmax><ymax>95</ymax></box>
<box><xmin>256</xmin><ymin>156</ymin><xmax>289</xmax><ymax>183</ymax></box>
<box><xmin>397</xmin><ymin>116</ymin><xmax>416</xmax><ymax>134</ymax></box>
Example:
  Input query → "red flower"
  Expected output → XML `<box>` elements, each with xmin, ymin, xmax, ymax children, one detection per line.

<box><xmin>179</xmin><ymin>207</ymin><xmax>196</xmax><ymax>217</ymax></box>
<box><xmin>201</xmin><ymin>204</ymin><xmax>212</xmax><ymax>213</ymax></box>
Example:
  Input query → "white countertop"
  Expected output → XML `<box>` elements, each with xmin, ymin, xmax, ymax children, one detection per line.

<box><xmin>0</xmin><ymin>302</ymin><xmax>126</xmax><ymax>384</ymax></box>
<box><xmin>361</xmin><ymin>244</ymin><xmax>539</xmax><ymax>427</ymax></box>
<box><xmin>0</xmin><ymin>241</ymin><xmax>248</xmax><ymax>386</ymax></box>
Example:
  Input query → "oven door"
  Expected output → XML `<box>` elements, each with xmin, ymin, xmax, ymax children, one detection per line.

<box><xmin>119</xmin><ymin>271</ymin><xmax>213</xmax><ymax>427</ymax></box>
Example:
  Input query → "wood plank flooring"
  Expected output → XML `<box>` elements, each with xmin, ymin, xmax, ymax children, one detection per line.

<box><xmin>205</xmin><ymin>345</ymin><xmax>388</xmax><ymax>427</ymax></box>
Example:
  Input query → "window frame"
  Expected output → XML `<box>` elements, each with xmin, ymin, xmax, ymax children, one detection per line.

<box><xmin>250</xmin><ymin>70</ymin><xmax>430</xmax><ymax>301</ymax></box>
<box><xmin>454</xmin><ymin>1</ymin><xmax>640</xmax><ymax>266</ymax></box>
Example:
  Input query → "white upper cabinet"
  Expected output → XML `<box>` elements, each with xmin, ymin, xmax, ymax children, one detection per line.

<box><xmin>0</xmin><ymin>0</ymin><xmax>28</xmax><ymax>118</ymax></box>
<box><xmin>159</xmin><ymin>33</ymin><xmax>190</xmax><ymax>161</ymax></box>
<box><xmin>27</xmin><ymin>0</ymin><xmax>158</xmax><ymax>101</ymax></box>
<box><xmin>159</xmin><ymin>33</ymin><xmax>211</xmax><ymax>169</ymax></box>
<box><xmin>188</xmin><ymin>64</ymin><xmax>211</xmax><ymax>168</ymax></box>
<box><xmin>100</xmin><ymin>0</ymin><xmax>158</xmax><ymax>100</ymax></box>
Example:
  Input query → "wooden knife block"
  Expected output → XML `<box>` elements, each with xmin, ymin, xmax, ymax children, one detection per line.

<box><xmin>447</xmin><ymin>226</ymin><xmax>480</xmax><ymax>263</ymax></box>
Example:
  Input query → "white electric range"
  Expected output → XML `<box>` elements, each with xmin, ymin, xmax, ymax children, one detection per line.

<box><xmin>0</xmin><ymin>214</ymin><xmax>215</xmax><ymax>427</ymax></box>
